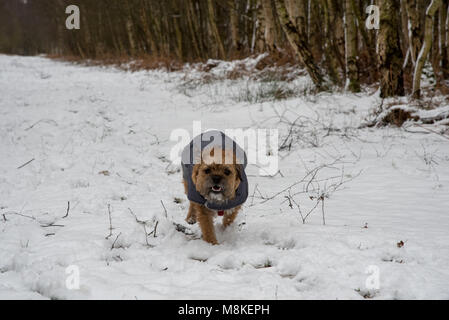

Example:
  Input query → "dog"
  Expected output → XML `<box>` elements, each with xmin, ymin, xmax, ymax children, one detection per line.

<box><xmin>181</xmin><ymin>131</ymin><xmax>248</xmax><ymax>244</ymax></box>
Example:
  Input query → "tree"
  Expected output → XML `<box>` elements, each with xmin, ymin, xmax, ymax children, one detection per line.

<box><xmin>229</xmin><ymin>0</ymin><xmax>242</xmax><ymax>53</ymax></box>
<box><xmin>275</xmin><ymin>0</ymin><xmax>326</xmax><ymax>90</ymax></box>
<box><xmin>440</xmin><ymin>0</ymin><xmax>449</xmax><ymax>78</ymax></box>
<box><xmin>1</xmin><ymin>0</ymin><xmax>447</xmax><ymax>95</ymax></box>
<box><xmin>405</xmin><ymin>0</ymin><xmax>423</xmax><ymax>66</ymax></box>
<box><xmin>207</xmin><ymin>0</ymin><xmax>226</xmax><ymax>59</ymax></box>
<box><xmin>261</xmin><ymin>0</ymin><xmax>277</xmax><ymax>52</ymax></box>
<box><xmin>286</xmin><ymin>0</ymin><xmax>307</xmax><ymax>37</ymax></box>
<box><xmin>413</xmin><ymin>0</ymin><xmax>443</xmax><ymax>98</ymax></box>
<box><xmin>345</xmin><ymin>0</ymin><xmax>360</xmax><ymax>92</ymax></box>
<box><xmin>254</xmin><ymin>0</ymin><xmax>266</xmax><ymax>52</ymax></box>
<box><xmin>319</xmin><ymin>0</ymin><xmax>341</xmax><ymax>85</ymax></box>
<box><xmin>328</xmin><ymin>0</ymin><xmax>346</xmax><ymax>77</ymax></box>
<box><xmin>377</xmin><ymin>0</ymin><xmax>405</xmax><ymax>98</ymax></box>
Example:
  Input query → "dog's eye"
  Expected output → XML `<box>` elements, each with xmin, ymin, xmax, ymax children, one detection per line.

<box><xmin>204</xmin><ymin>168</ymin><xmax>211</xmax><ymax>174</ymax></box>
<box><xmin>224</xmin><ymin>169</ymin><xmax>231</xmax><ymax>176</ymax></box>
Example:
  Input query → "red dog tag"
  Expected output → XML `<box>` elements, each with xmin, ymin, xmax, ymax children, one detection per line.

<box><xmin>217</xmin><ymin>210</ymin><xmax>224</xmax><ymax>216</ymax></box>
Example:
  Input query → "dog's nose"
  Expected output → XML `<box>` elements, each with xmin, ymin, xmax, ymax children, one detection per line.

<box><xmin>211</xmin><ymin>175</ymin><xmax>222</xmax><ymax>184</ymax></box>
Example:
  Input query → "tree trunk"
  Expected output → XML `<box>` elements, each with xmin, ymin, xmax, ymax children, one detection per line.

<box><xmin>345</xmin><ymin>0</ymin><xmax>360</xmax><ymax>92</ymax></box>
<box><xmin>286</xmin><ymin>0</ymin><xmax>307</xmax><ymax>37</ymax></box>
<box><xmin>139</xmin><ymin>3</ymin><xmax>157</xmax><ymax>55</ymax></box>
<box><xmin>440</xmin><ymin>0</ymin><xmax>449</xmax><ymax>78</ymax></box>
<box><xmin>405</xmin><ymin>0</ymin><xmax>423</xmax><ymax>66</ymax></box>
<box><xmin>329</xmin><ymin>0</ymin><xmax>346</xmax><ymax>76</ymax></box>
<box><xmin>261</xmin><ymin>0</ymin><xmax>277</xmax><ymax>52</ymax></box>
<box><xmin>171</xmin><ymin>1</ymin><xmax>183</xmax><ymax>60</ymax></box>
<box><xmin>400</xmin><ymin>0</ymin><xmax>410</xmax><ymax>58</ymax></box>
<box><xmin>275</xmin><ymin>0</ymin><xmax>326</xmax><ymax>90</ymax></box>
<box><xmin>319</xmin><ymin>0</ymin><xmax>340</xmax><ymax>85</ymax></box>
<box><xmin>172</xmin><ymin>16</ymin><xmax>183</xmax><ymax>60</ymax></box>
<box><xmin>184</xmin><ymin>1</ymin><xmax>201</xmax><ymax>59</ymax></box>
<box><xmin>432</xmin><ymin>8</ymin><xmax>440</xmax><ymax>79</ymax></box>
<box><xmin>378</xmin><ymin>0</ymin><xmax>405</xmax><ymax>98</ymax></box>
<box><xmin>158</xmin><ymin>2</ymin><xmax>170</xmax><ymax>57</ymax></box>
<box><xmin>229</xmin><ymin>0</ymin><xmax>242</xmax><ymax>53</ymax></box>
<box><xmin>124</xmin><ymin>2</ymin><xmax>136</xmax><ymax>56</ymax></box>
<box><xmin>308</xmin><ymin>0</ymin><xmax>323</xmax><ymax>61</ymax></box>
<box><xmin>188</xmin><ymin>0</ymin><xmax>205</xmax><ymax>59</ymax></box>
<box><xmin>254</xmin><ymin>1</ymin><xmax>266</xmax><ymax>52</ymax></box>
<box><xmin>207</xmin><ymin>0</ymin><xmax>226</xmax><ymax>59</ymax></box>
<box><xmin>413</xmin><ymin>0</ymin><xmax>443</xmax><ymax>98</ymax></box>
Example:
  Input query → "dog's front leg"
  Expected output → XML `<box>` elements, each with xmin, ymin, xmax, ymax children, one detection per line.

<box><xmin>222</xmin><ymin>206</ymin><xmax>240</xmax><ymax>228</ymax></box>
<box><xmin>196</xmin><ymin>208</ymin><xmax>218</xmax><ymax>245</ymax></box>
<box><xmin>185</xmin><ymin>202</ymin><xmax>197</xmax><ymax>224</ymax></box>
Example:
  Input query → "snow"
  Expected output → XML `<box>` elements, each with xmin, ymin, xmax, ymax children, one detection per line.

<box><xmin>1</xmin><ymin>55</ymin><xmax>449</xmax><ymax>300</ymax></box>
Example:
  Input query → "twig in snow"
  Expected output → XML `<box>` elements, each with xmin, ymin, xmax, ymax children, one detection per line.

<box><xmin>248</xmin><ymin>184</ymin><xmax>269</xmax><ymax>207</ymax></box>
<box><xmin>128</xmin><ymin>207</ymin><xmax>147</xmax><ymax>225</ymax></box>
<box><xmin>20</xmin><ymin>240</ymin><xmax>29</xmax><ymax>248</ymax></box>
<box><xmin>147</xmin><ymin>221</ymin><xmax>159</xmax><ymax>238</ymax></box>
<box><xmin>415</xmin><ymin>123</ymin><xmax>449</xmax><ymax>141</ymax></box>
<box><xmin>250</xmin><ymin>183</ymin><xmax>258</xmax><ymax>206</ymax></box>
<box><xmin>321</xmin><ymin>197</ymin><xmax>326</xmax><ymax>225</ymax></box>
<box><xmin>173</xmin><ymin>222</ymin><xmax>195</xmax><ymax>235</ymax></box>
<box><xmin>173</xmin><ymin>222</ymin><xmax>200</xmax><ymax>240</ymax></box>
<box><xmin>285</xmin><ymin>190</ymin><xmax>306</xmax><ymax>223</ymax></box>
<box><xmin>62</xmin><ymin>201</ymin><xmax>70</xmax><ymax>218</ymax></box>
<box><xmin>277</xmin><ymin>162</ymin><xmax>361</xmax><ymax>224</ymax></box>
<box><xmin>160</xmin><ymin>200</ymin><xmax>168</xmax><ymax>218</ymax></box>
<box><xmin>25</xmin><ymin>119</ymin><xmax>57</xmax><ymax>131</ymax></box>
<box><xmin>128</xmin><ymin>208</ymin><xmax>154</xmax><ymax>247</ymax></box>
<box><xmin>250</xmin><ymin>164</ymin><xmax>284</xmax><ymax>178</ymax></box>
<box><xmin>142</xmin><ymin>224</ymin><xmax>151</xmax><ymax>246</ymax></box>
<box><xmin>110</xmin><ymin>232</ymin><xmax>122</xmax><ymax>250</ymax></box>
<box><xmin>279</xmin><ymin>116</ymin><xmax>301</xmax><ymax>151</ymax></box>
<box><xmin>256</xmin><ymin>160</ymin><xmax>340</xmax><ymax>205</ymax></box>
<box><xmin>25</xmin><ymin>120</ymin><xmax>43</xmax><ymax>131</ymax></box>
<box><xmin>105</xmin><ymin>204</ymin><xmax>114</xmax><ymax>240</ymax></box>
<box><xmin>3</xmin><ymin>211</ymin><xmax>36</xmax><ymax>221</ymax></box>
<box><xmin>41</xmin><ymin>222</ymin><xmax>64</xmax><ymax>228</ymax></box>
<box><xmin>17</xmin><ymin>158</ymin><xmax>35</xmax><ymax>169</ymax></box>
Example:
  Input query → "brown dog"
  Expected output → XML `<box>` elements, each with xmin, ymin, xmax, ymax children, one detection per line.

<box><xmin>183</xmin><ymin>148</ymin><xmax>242</xmax><ymax>244</ymax></box>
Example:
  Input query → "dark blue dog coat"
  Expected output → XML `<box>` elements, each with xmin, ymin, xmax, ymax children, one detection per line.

<box><xmin>181</xmin><ymin>130</ymin><xmax>248</xmax><ymax>211</ymax></box>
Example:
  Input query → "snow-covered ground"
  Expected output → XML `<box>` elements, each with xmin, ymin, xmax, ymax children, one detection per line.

<box><xmin>1</xmin><ymin>55</ymin><xmax>449</xmax><ymax>299</ymax></box>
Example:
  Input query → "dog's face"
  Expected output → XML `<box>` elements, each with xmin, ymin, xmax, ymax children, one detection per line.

<box><xmin>192</xmin><ymin>148</ymin><xmax>241</xmax><ymax>203</ymax></box>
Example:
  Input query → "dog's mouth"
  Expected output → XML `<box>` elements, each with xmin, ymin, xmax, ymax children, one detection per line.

<box><xmin>211</xmin><ymin>185</ymin><xmax>223</xmax><ymax>193</ymax></box>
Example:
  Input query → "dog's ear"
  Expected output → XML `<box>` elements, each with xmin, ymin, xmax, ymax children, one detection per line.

<box><xmin>234</xmin><ymin>164</ymin><xmax>242</xmax><ymax>190</ymax></box>
<box><xmin>192</xmin><ymin>164</ymin><xmax>200</xmax><ymax>185</ymax></box>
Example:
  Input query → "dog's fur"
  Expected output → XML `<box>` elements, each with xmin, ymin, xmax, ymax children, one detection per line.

<box><xmin>183</xmin><ymin>148</ymin><xmax>243</xmax><ymax>244</ymax></box>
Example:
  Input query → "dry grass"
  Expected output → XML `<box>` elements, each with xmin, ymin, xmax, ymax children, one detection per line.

<box><xmin>48</xmin><ymin>50</ymin><xmax>304</xmax><ymax>81</ymax></box>
<box><xmin>47</xmin><ymin>54</ymin><xmax>185</xmax><ymax>72</ymax></box>
<box><xmin>47</xmin><ymin>52</ymin><xmax>449</xmax><ymax>108</ymax></box>
<box><xmin>379</xmin><ymin>108</ymin><xmax>419</xmax><ymax>127</ymax></box>
<box><xmin>364</xmin><ymin>92</ymin><xmax>449</xmax><ymax>128</ymax></box>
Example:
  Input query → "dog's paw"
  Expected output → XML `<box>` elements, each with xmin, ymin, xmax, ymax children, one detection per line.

<box><xmin>186</xmin><ymin>216</ymin><xmax>197</xmax><ymax>225</ymax></box>
<box><xmin>207</xmin><ymin>239</ymin><xmax>219</xmax><ymax>245</ymax></box>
